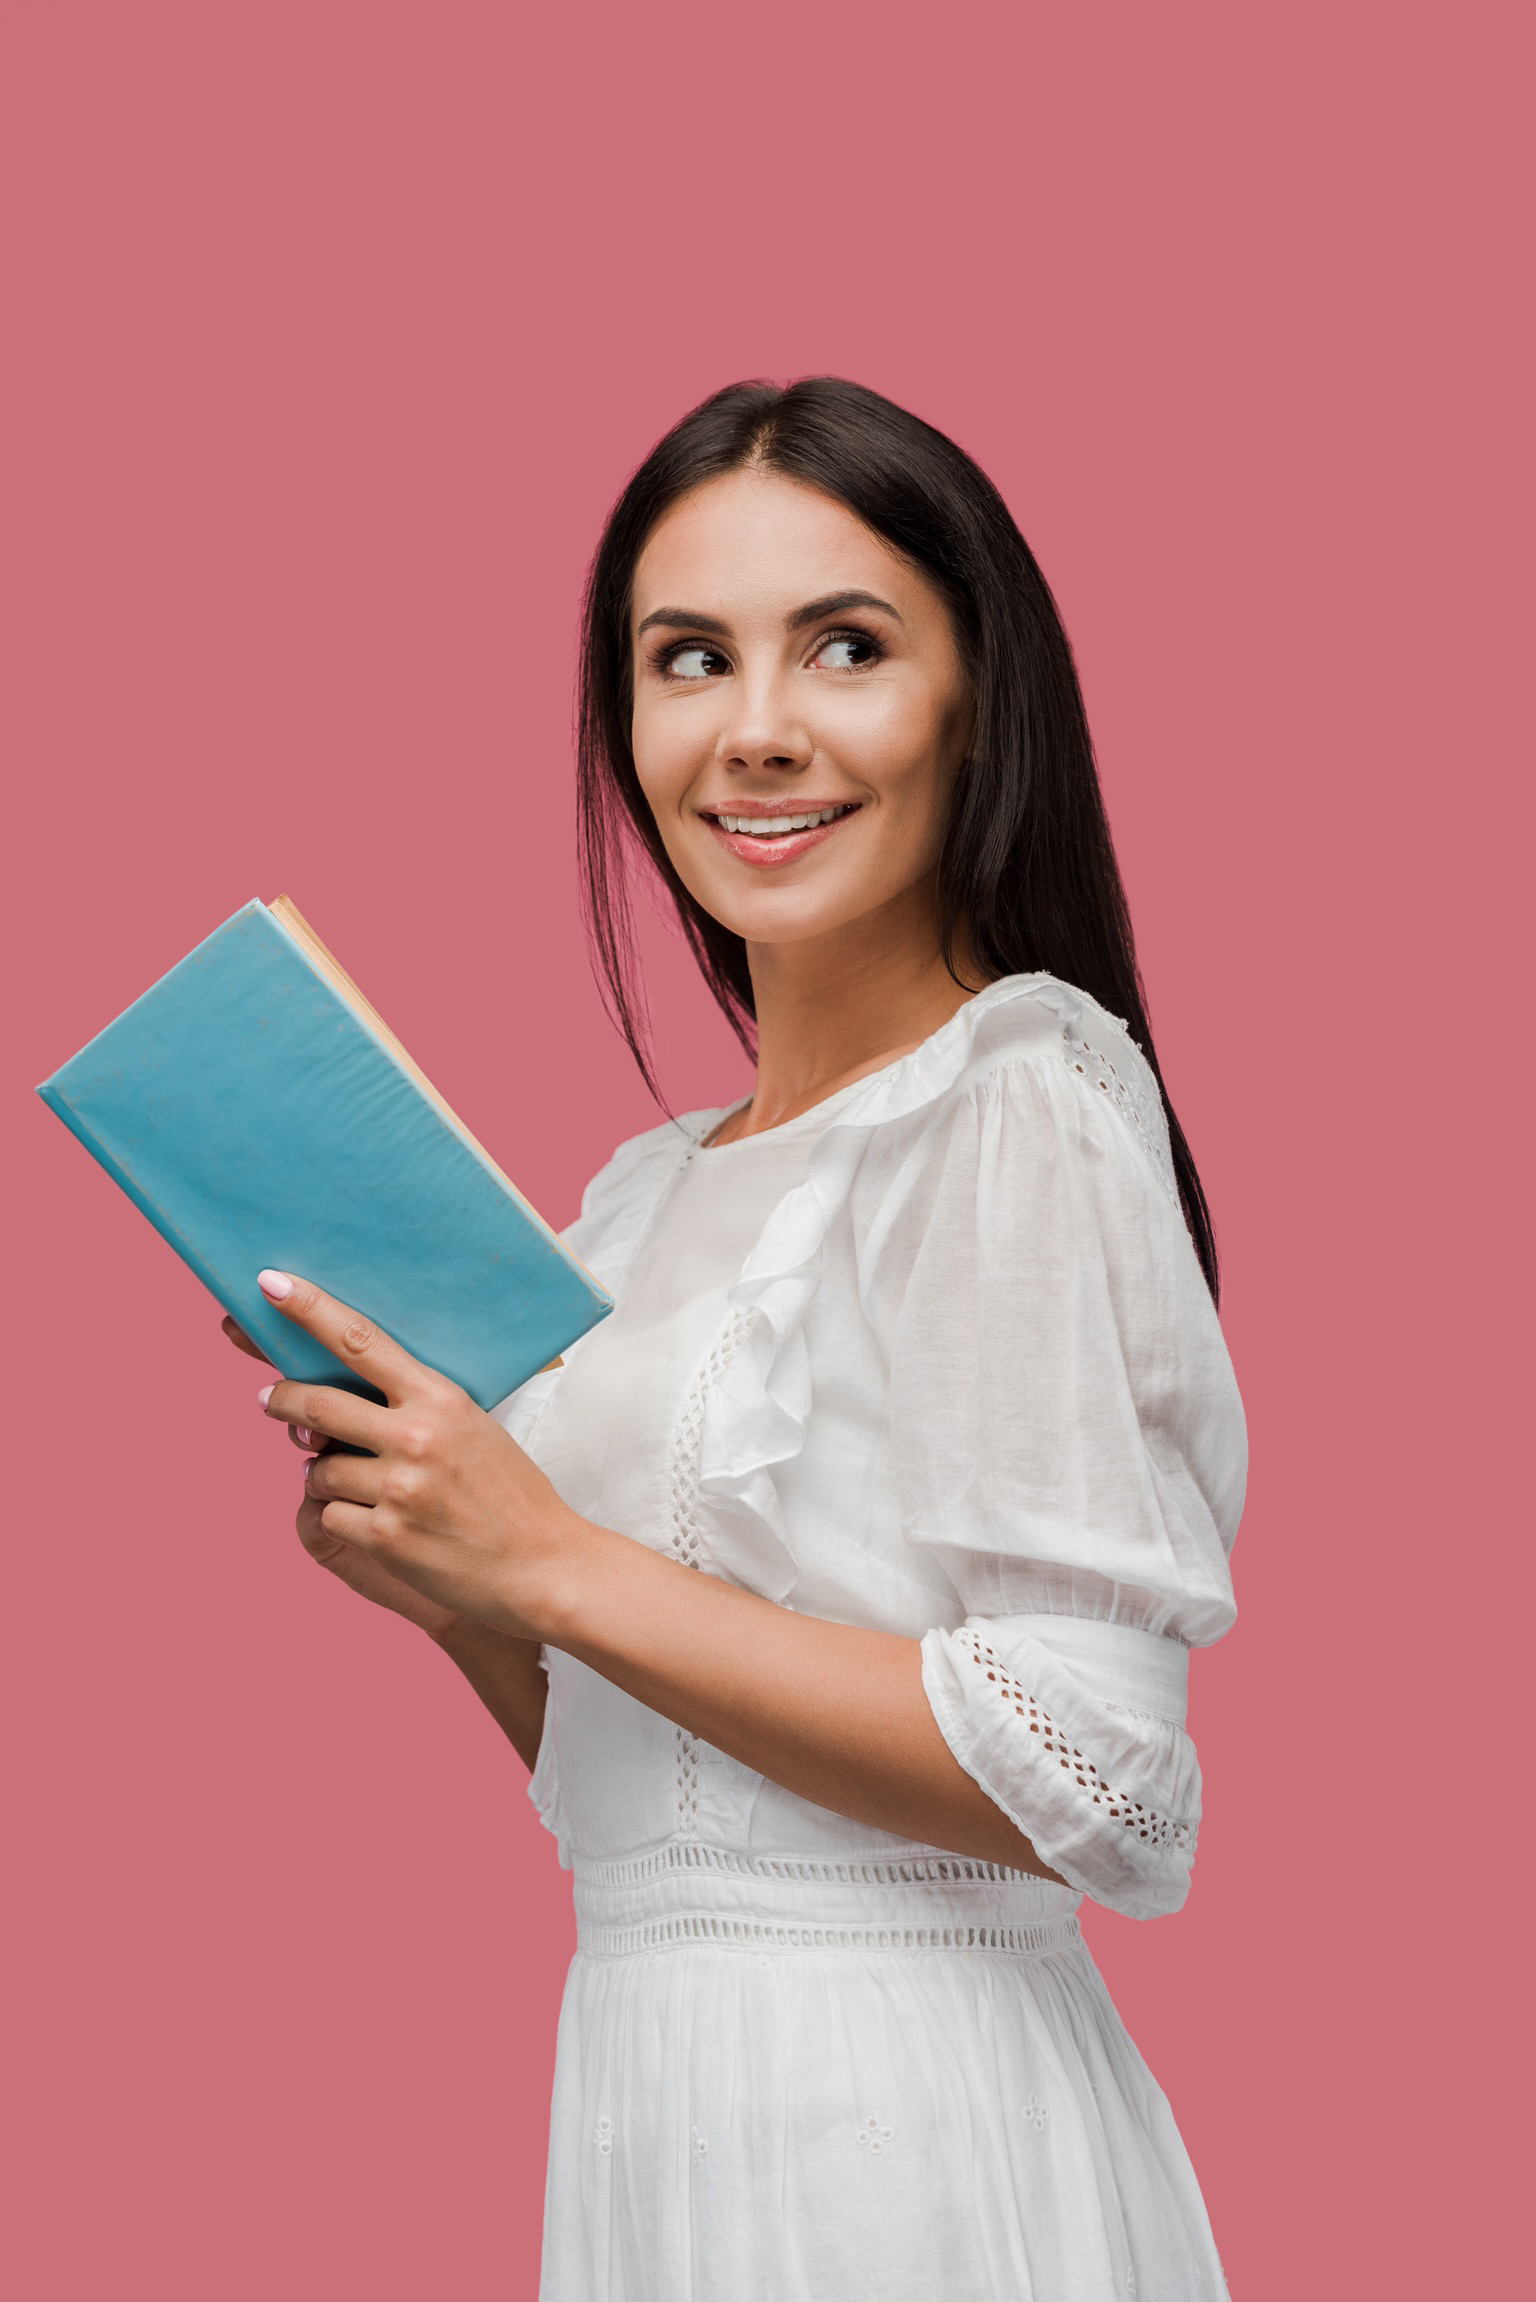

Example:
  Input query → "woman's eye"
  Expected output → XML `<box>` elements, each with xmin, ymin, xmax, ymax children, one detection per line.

<box><xmin>663</xmin><ymin>644</ymin><xmax>727</xmax><ymax>680</ymax></box>
<box><xmin>810</xmin><ymin>631</ymin><xmax>880</xmax><ymax>671</ymax></box>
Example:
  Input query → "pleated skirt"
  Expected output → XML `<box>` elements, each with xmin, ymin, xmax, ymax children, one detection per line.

<box><xmin>539</xmin><ymin>1856</ymin><xmax>1227</xmax><ymax>2300</ymax></box>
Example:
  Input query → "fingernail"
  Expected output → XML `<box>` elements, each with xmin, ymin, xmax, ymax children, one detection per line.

<box><xmin>258</xmin><ymin>1270</ymin><xmax>294</xmax><ymax>1301</ymax></box>
<box><xmin>257</xmin><ymin>1384</ymin><xmax>275</xmax><ymax>1410</ymax></box>
<box><xmin>294</xmin><ymin>1426</ymin><xmax>314</xmax><ymax>1448</ymax></box>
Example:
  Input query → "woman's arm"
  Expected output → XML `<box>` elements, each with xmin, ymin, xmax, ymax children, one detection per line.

<box><xmin>250</xmin><ymin>1273</ymin><xmax>1060</xmax><ymax>1880</ymax></box>
<box><xmin>542</xmin><ymin>1522</ymin><xmax>1061</xmax><ymax>1876</ymax></box>
<box><xmin>429</xmin><ymin>1617</ymin><xmax>548</xmax><ymax>1771</ymax></box>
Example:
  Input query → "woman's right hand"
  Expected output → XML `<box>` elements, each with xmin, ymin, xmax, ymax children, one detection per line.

<box><xmin>223</xmin><ymin>1311</ymin><xmax>551</xmax><ymax>1766</ymax></box>
<box><xmin>222</xmin><ymin>1313</ymin><xmax>461</xmax><ymax>1641</ymax></box>
<box><xmin>294</xmin><ymin>1489</ymin><xmax>464</xmax><ymax>1639</ymax></box>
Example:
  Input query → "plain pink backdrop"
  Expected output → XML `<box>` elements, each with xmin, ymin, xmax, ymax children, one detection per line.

<box><xmin>3</xmin><ymin>4</ymin><xmax>1529</xmax><ymax>2295</ymax></box>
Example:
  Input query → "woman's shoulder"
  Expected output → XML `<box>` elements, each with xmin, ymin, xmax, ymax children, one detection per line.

<box><xmin>851</xmin><ymin>974</ymin><xmax>1177</xmax><ymax>1201</ymax></box>
<box><xmin>925</xmin><ymin>971</ymin><xmax>1149</xmax><ymax>1088</ymax></box>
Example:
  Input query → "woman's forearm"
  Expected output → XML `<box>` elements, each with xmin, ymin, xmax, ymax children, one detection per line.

<box><xmin>432</xmin><ymin>1620</ymin><xmax>549</xmax><ymax>1771</ymax></box>
<box><xmin>255</xmin><ymin>1278</ymin><xmax>1051</xmax><ymax>1866</ymax></box>
<box><xmin>541</xmin><ymin>1521</ymin><xmax>1062</xmax><ymax>1879</ymax></box>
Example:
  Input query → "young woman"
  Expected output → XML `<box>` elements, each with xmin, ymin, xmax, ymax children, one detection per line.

<box><xmin>235</xmin><ymin>379</ymin><xmax>1245</xmax><ymax>2299</ymax></box>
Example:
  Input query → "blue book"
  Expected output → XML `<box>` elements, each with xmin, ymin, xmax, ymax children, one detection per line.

<box><xmin>37</xmin><ymin>896</ymin><xmax>612</xmax><ymax>1407</ymax></box>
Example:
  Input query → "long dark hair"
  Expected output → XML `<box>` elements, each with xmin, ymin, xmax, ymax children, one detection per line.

<box><xmin>577</xmin><ymin>376</ymin><xmax>1219</xmax><ymax>1297</ymax></box>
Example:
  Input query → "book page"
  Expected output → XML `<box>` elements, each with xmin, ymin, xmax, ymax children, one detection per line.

<box><xmin>265</xmin><ymin>895</ymin><xmax>582</xmax><ymax>1350</ymax></box>
<box><xmin>268</xmin><ymin>896</ymin><xmax>499</xmax><ymax>1157</ymax></box>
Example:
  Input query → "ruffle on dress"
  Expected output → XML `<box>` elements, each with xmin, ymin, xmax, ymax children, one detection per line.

<box><xmin>692</xmin><ymin>976</ymin><xmax>1231</xmax><ymax>1608</ymax></box>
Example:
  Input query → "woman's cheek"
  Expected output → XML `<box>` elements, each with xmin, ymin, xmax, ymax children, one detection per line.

<box><xmin>634</xmin><ymin>749</ymin><xmax>707</xmax><ymax>856</ymax></box>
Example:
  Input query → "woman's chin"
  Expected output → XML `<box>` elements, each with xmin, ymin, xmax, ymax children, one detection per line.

<box><xmin>686</xmin><ymin>883</ymin><xmax>892</xmax><ymax>953</ymax></box>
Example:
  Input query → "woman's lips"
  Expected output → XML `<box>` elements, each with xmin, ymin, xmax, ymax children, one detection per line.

<box><xmin>699</xmin><ymin>804</ymin><xmax>862</xmax><ymax>869</ymax></box>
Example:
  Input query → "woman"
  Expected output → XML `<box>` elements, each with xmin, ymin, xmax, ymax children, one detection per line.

<box><xmin>237</xmin><ymin>378</ymin><xmax>1245</xmax><ymax>2299</ymax></box>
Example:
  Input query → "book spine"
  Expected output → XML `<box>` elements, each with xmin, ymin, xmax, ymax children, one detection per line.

<box><xmin>36</xmin><ymin>1079</ymin><xmax>253</xmax><ymax>1336</ymax></box>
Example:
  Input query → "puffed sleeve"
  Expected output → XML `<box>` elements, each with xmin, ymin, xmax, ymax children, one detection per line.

<box><xmin>861</xmin><ymin>1034</ymin><xmax>1246</xmax><ymax>1919</ymax></box>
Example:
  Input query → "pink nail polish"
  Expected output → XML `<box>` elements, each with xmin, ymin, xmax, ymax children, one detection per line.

<box><xmin>257</xmin><ymin>1384</ymin><xmax>275</xmax><ymax>1410</ymax></box>
<box><xmin>257</xmin><ymin>1269</ymin><xmax>294</xmax><ymax>1301</ymax></box>
<box><xmin>295</xmin><ymin>1426</ymin><xmax>314</xmax><ymax>1448</ymax></box>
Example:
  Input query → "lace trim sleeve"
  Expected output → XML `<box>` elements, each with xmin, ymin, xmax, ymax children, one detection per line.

<box><xmin>921</xmin><ymin>1620</ymin><xmax>1204</xmax><ymax>1921</ymax></box>
<box><xmin>951</xmin><ymin>1630</ymin><xmax>1192</xmax><ymax>1858</ymax></box>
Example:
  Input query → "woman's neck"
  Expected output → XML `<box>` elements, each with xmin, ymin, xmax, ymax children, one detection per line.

<box><xmin>717</xmin><ymin>880</ymin><xmax>988</xmax><ymax>1144</ymax></box>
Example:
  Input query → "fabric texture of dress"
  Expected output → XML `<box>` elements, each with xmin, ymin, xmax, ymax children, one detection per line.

<box><xmin>500</xmin><ymin>974</ymin><xmax>1247</xmax><ymax>2301</ymax></box>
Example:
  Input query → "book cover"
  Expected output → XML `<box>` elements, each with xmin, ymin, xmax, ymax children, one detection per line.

<box><xmin>37</xmin><ymin>899</ymin><xmax>611</xmax><ymax>1408</ymax></box>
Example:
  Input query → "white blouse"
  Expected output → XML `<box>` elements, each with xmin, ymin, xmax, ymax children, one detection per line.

<box><xmin>502</xmin><ymin>973</ymin><xmax>1245</xmax><ymax>2300</ymax></box>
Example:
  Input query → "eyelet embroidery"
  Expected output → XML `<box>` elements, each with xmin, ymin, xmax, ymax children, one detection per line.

<box><xmin>594</xmin><ymin>2116</ymin><xmax>614</xmax><ymax>2157</ymax></box>
<box><xmin>1062</xmin><ymin>1031</ymin><xmax>1178</xmax><ymax>1204</ymax></box>
<box><xmin>578</xmin><ymin>1843</ymin><xmax>1040</xmax><ymax>1890</ymax></box>
<box><xmin>1021</xmin><ymin>2092</ymin><xmax>1048</xmax><ymax>2131</ymax></box>
<box><xmin>692</xmin><ymin>2127</ymin><xmax>710</xmax><ymax>2158</ymax></box>
<box><xmin>856</xmin><ymin>2115</ymin><xmax>893</xmax><ymax>2154</ymax></box>
<box><xmin>674</xmin><ymin>1724</ymin><xmax>700</xmax><ymax>1833</ymax></box>
<box><xmin>666</xmin><ymin>1309</ymin><xmax>752</xmax><ymax>1833</ymax></box>
<box><xmin>594</xmin><ymin>1916</ymin><xmax>1074</xmax><ymax>1954</ymax></box>
<box><xmin>668</xmin><ymin>1310</ymin><xmax>752</xmax><ymax>1573</ymax></box>
<box><xmin>571</xmin><ymin>1905</ymin><xmax>1081</xmax><ymax>1960</ymax></box>
<box><xmin>959</xmin><ymin>1630</ymin><xmax>1192</xmax><ymax>1854</ymax></box>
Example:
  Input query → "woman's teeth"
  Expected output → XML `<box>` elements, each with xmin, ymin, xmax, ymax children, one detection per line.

<box><xmin>713</xmin><ymin>806</ymin><xmax>851</xmax><ymax>837</ymax></box>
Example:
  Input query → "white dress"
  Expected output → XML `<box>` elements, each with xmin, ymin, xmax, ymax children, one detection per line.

<box><xmin>500</xmin><ymin>975</ymin><xmax>1247</xmax><ymax>2302</ymax></box>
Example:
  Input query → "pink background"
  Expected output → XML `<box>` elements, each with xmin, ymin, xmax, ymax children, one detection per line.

<box><xmin>3</xmin><ymin>4</ymin><xmax>1528</xmax><ymax>2294</ymax></box>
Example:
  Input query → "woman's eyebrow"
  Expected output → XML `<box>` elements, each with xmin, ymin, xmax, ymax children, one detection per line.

<box><xmin>634</xmin><ymin>590</ymin><xmax>904</xmax><ymax>642</ymax></box>
<box><xmin>635</xmin><ymin>606</ymin><xmax>731</xmax><ymax>638</ymax></box>
<box><xmin>787</xmin><ymin>590</ymin><xmax>903</xmax><ymax>630</ymax></box>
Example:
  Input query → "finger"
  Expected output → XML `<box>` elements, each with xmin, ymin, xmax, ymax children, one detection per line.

<box><xmin>304</xmin><ymin>1449</ymin><xmax>387</xmax><ymax>1509</ymax></box>
<box><xmin>222</xmin><ymin>1315</ymin><xmax>271</xmax><ymax>1364</ymax></box>
<box><xmin>313</xmin><ymin>1496</ymin><xmax>380</xmax><ymax>1550</ymax></box>
<box><xmin>256</xmin><ymin>1271</ymin><xmax>433</xmax><ymax>1406</ymax></box>
<box><xmin>258</xmin><ymin>1378</ymin><xmax>391</xmax><ymax>1453</ymax></box>
<box><xmin>297</xmin><ymin>1494</ymin><xmax>351</xmax><ymax>1564</ymax></box>
<box><xmin>286</xmin><ymin>1421</ymin><xmax>362</xmax><ymax>1457</ymax></box>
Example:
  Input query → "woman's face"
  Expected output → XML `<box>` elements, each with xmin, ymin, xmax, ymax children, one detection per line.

<box><xmin>629</xmin><ymin>469</ymin><xmax>972</xmax><ymax>952</ymax></box>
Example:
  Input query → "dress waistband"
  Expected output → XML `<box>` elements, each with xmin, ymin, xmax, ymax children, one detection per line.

<box><xmin>571</xmin><ymin>1842</ymin><xmax>1083</xmax><ymax>1959</ymax></box>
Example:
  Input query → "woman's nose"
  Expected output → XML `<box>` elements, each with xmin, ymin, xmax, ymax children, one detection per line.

<box><xmin>715</xmin><ymin>670</ymin><xmax>814</xmax><ymax>774</ymax></box>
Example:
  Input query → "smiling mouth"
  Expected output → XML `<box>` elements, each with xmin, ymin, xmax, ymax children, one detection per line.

<box><xmin>701</xmin><ymin>802</ymin><xmax>861</xmax><ymax>840</ymax></box>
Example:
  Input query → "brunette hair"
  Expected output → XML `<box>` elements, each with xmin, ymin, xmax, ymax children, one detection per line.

<box><xmin>576</xmin><ymin>376</ymin><xmax>1219</xmax><ymax>1296</ymax></box>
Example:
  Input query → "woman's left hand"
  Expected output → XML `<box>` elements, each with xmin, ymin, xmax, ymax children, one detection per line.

<box><xmin>254</xmin><ymin>1269</ymin><xmax>594</xmax><ymax>1639</ymax></box>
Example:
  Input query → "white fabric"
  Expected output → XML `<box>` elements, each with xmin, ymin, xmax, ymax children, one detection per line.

<box><xmin>500</xmin><ymin>974</ymin><xmax>1246</xmax><ymax>2301</ymax></box>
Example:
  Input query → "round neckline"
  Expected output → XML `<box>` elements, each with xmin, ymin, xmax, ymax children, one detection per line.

<box><xmin>687</xmin><ymin>980</ymin><xmax>1026</xmax><ymax>1157</ymax></box>
<box><xmin>691</xmin><ymin>1067</ymin><xmax>877</xmax><ymax>1157</ymax></box>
